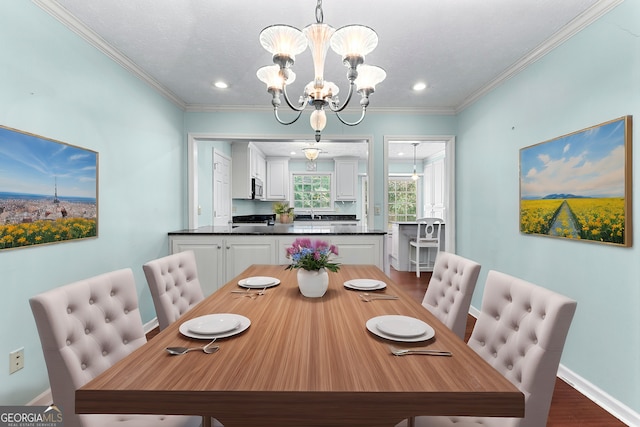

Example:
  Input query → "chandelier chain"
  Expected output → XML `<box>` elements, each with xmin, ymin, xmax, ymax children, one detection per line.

<box><xmin>315</xmin><ymin>0</ymin><xmax>323</xmax><ymax>24</ymax></box>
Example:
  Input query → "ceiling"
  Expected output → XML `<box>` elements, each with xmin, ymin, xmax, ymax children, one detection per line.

<box><xmin>34</xmin><ymin>0</ymin><xmax>617</xmax><ymax>159</ymax></box>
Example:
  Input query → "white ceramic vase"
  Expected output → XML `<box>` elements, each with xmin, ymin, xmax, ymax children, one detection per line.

<box><xmin>297</xmin><ymin>268</ymin><xmax>329</xmax><ymax>298</ymax></box>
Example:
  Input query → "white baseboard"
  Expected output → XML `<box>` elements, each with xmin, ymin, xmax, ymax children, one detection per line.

<box><xmin>27</xmin><ymin>389</ymin><xmax>52</xmax><ymax>406</ymax></box>
<box><xmin>558</xmin><ymin>365</ymin><xmax>638</xmax><ymax>426</ymax></box>
<box><xmin>468</xmin><ymin>306</ymin><xmax>638</xmax><ymax>426</ymax></box>
<box><xmin>144</xmin><ymin>317</ymin><xmax>159</xmax><ymax>334</ymax></box>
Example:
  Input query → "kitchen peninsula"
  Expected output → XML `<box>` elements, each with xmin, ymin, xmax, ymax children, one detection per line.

<box><xmin>169</xmin><ymin>224</ymin><xmax>386</xmax><ymax>295</ymax></box>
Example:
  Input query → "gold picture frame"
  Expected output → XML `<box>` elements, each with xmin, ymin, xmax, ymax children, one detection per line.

<box><xmin>519</xmin><ymin>116</ymin><xmax>632</xmax><ymax>247</ymax></box>
<box><xmin>0</xmin><ymin>125</ymin><xmax>98</xmax><ymax>251</ymax></box>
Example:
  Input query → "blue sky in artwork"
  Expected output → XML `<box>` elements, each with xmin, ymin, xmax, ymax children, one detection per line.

<box><xmin>0</xmin><ymin>127</ymin><xmax>97</xmax><ymax>198</ymax></box>
<box><xmin>520</xmin><ymin>118</ymin><xmax>626</xmax><ymax>199</ymax></box>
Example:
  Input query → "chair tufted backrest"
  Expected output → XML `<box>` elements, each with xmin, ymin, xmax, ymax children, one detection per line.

<box><xmin>466</xmin><ymin>270</ymin><xmax>577</xmax><ymax>427</ymax></box>
<box><xmin>422</xmin><ymin>251</ymin><xmax>481</xmax><ymax>339</ymax></box>
<box><xmin>29</xmin><ymin>268</ymin><xmax>147</xmax><ymax>427</ymax></box>
<box><xmin>143</xmin><ymin>250</ymin><xmax>204</xmax><ymax>330</ymax></box>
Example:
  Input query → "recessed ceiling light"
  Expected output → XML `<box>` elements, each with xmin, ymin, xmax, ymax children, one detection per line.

<box><xmin>412</xmin><ymin>82</ymin><xmax>427</xmax><ymax>91</ymax></box>
<box><xmin>213</xmin><ymin>81</ymin><xmax>228</xmax><ymax>89</ymax></box>
<box><xmin>290</xmin><ymin>151</ymin><xmax>296</xmax><ymax>156</ymax></box>
<box><xmin>398</xmin><ymin>152</ymin><xmax>405</xmax><ymax>156</ymax></box>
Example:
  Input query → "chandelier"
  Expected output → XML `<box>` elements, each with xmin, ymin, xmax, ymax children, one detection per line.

<box><xmin>257</xmin><ymin>0</ymin><xmax>386</xmax><ymax>142</ymax></box>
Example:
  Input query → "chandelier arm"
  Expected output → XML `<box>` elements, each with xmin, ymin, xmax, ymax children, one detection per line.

<box><xmin>327</xmin><ymin>81</ymin><xmax>356</xmax><ymax>113</ymax></box>
<box><xmin>273</xmin><ymin>107</ymin><xmax>304</xmax><ymax>126</ymax></box>
<box><xmin>282</xmin><ymin>83</ymin><xmax>308</xmax><ymax>112</ymax></box>
<box><xmin>334</xmin><ymin>107</ymin><xmax>367</xmax><ymax>127</ymax></box>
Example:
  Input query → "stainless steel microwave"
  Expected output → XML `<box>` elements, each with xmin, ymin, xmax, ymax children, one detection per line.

<box><xmin>251</xmin><ymin>177</ymin><xmax>263</xmax><ymax>199</ymax></box>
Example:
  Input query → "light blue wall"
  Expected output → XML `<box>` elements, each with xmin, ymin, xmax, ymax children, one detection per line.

<box><xmin>456</xmin><ymin>1</ymin><xmax>639</xmax><ymax>413</ymax></box>
<box><xmin>0</xmin><ymin>2</ymin><xmax>184</xmax><ymax>404</ymax></box>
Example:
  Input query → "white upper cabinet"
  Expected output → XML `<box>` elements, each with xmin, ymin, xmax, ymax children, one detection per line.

<box><xmin>423</xmin><ymin>157</ymin><xmax>445</xmax><ymax>218</ymax></box>
<box><xmin>334</xmin><ymin>157</ymin><xmax>358</xmax><ymax>201</ymax></box>
<box><xmin>252</xmin><ymin>148</ymin><xmax>266</xmax><ymax>181</ymax></box>
<box><xmin>232</xmin><ymin>142</ymin><xmax>265</xmax><ymax>199</ymax></box>
<box><xmin>266</xmin><ymin>157</ymin><xmax>290</xmax><ymax>201</ymax></box>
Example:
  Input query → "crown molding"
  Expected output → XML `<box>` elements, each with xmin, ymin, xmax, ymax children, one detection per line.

<box><xmin>32</xmin><ymin>0</ymin><xmax>187</xmax><ymax>110</ymax></box>
<box><xmin>456</xmin><ymin>0</ymin><xmax>624</xmax><ymax>113</ymax></box>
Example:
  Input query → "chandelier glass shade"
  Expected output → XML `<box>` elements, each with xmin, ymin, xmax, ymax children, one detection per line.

<box><xmin>303</xmin><ymin>146</ymin><xmax>322</xmax><ymax>161</ymax></box>
<box><xmin>257</xmin><ymin>0</ymin><xmax>386</xmax><ymax>142</ymax></box>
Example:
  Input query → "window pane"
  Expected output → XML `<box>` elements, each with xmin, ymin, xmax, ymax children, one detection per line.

<box><xmin>292</xmin><ymin>174</ymin><xmax>332</xmax><ymax>209</ymax></box>
<box><xmin>387</xmin><ymin>177</ymin><xmax>417</xmax><ymax>225</ymax></box>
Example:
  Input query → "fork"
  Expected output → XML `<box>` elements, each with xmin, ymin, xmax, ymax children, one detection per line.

<box><xmin>389</xmin><ymin>345</ymin><xmax>452</xmax><ymax>357</ymax></box>
<box><xmin>359</xmin><ymin>293</ymin><xmax>399</xmax><ymax>302</ymax></box>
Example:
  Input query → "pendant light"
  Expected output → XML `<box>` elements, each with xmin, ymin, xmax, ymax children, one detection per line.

<box><xmin>411</xmin><ymin>143</ymin><xmax>419</xmax><ymax>180</ymax></box>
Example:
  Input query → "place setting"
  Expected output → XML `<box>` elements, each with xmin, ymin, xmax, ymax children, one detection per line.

<box><xmin>366</xmin><ymin>314</ymin><xmax>439</xmax><ymax>345</ymax></box>
<box><xmin>177</xmin><ymin>312</ymin><xmax>251</xmax><ymax>341</ymax></box>
<box><xmin>232</xmin><ymin>275</ymin><xmax>280</xmax><ymax>298</ymax></box>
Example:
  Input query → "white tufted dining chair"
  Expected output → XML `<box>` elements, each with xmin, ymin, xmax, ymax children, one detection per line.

<box><xmin>29</xmin><ymin>268</ymin><xmax>202</xmax><ymax>427</ymax></box>
<box><xmin>143</xmin><ymin>250</ymin><xmax>205</xmax><ymax>331</ymax></box>
<box><xmin>401</xmin><ymin>270</ymin><xmax>577</xmax><ymax>427</ymax></box>
<box><xmin>421</xmin><ymin>251</ymin><xmax>480</xmax><ymax>339</ymax></box>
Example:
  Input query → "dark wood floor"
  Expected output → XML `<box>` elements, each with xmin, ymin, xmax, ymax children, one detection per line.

<box><xmin>389</xmin><ymin>268</ymin><xmax>626</xmax><ymax>427</ymax></box>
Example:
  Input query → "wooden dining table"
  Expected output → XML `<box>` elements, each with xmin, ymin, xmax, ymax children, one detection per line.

<box><xmin>76</xmin><ymin>264</ymin><xmax>524</xmax><ymax>427</ymax></box>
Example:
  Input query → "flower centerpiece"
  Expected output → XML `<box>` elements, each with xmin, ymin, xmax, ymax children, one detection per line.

<box><xmin>285</xmin><ymin>238</ymin><xmax>340</xmax><ymax>272</ymax></box>
<box><xmin>285</xmin><ymin>238</ymin><xmax>340</xmax><ymax>298</ymax></box>
<box><xmin>273</xmin><ymin>202</ymin><xmax>295</xmax><ymax>224</ymax></box>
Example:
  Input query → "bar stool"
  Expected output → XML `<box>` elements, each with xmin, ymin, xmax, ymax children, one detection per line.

<box><xmin>409</xmin><ymin>217</ymin><xmax>443</xmax><ymax>277</ymax></box>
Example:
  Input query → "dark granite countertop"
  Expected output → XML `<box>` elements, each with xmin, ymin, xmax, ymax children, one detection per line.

<box><xmin>293</xmin><ymin>214</ymin><xmax>359</xmax><ymax>221</ymax></box>
<box><xmin>169</xmin><ymin>224</ymin><xmax>386</xmax><ymax>236</ymax></box>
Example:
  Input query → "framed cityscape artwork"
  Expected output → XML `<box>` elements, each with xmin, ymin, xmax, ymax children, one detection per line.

<box><xmin>519</xmin><ymin>116</ymin><xmax>632</xmax><ymax>247</ymax></box>
<box><xmin>0</xmin><ymin>125</ymin><xmax>98</xmax><ymax>250</ymax></box>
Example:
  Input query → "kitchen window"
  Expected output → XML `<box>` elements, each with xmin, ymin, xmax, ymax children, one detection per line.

<box><xmin>292</xmin><ymin>173</ymin><xmax>333</xmax><ymax>210</ymax></box>
<box><xmin>388</xmin><ymin>177</ymin><xmax>417</xmax><ymax>223</ymax></box>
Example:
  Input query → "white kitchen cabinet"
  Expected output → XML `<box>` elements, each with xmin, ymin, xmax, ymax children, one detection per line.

<box><xmin>170</xmin><ymin>235</ymin><xmax>276</xmax><ymax>294</ymax></box>
<box><xmin>170</xmin><ymin>232</ymin><xmax>386</xmax><ymax>294</ymax></box>
<box><xmin>330</xmin><ymin>235</ymin><xmax>383</xmax><ymax>267</ymax></box>
<box><xmin>266</xmin><ymin>157</ymin><xmax>289</xmax><ymax>200</ymax></box>
<box><xmin>334</xmin><ymin>158</ymin><xmax>358</xmax><ymax>201</ymax></box>
<box><xmin>253</xmin><ymin>149</ymin><xmax>266</xmax><ymax>182</ymax></box>
<box><xmin>423</xmin><ymin>156</ymin><xmax>445</xmax><ymax>218</ymax></box>
<box><xmin>170</xmin><ymin>236</ymin><xmax>225</xmax><ymax>296</ymax></box>
<box><xmin>225</xmin><ymin>236</ymin><xmax>277</xmax><ymax>279</ymax></box>
<box><xmin>232</xmin><ymin>142</ymin><xmax>266</xmax><ymax>199</ymax></box>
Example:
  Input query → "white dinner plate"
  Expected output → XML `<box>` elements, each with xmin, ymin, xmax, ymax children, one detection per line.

<box><xmin>366</xmin><ymin>315</ymin><xmax>435</xmax><ymax>342</ymax></box>
<box><xmin>180</xmin><ymin>314</ymin><xmax>250</xmax><ymax>339</ymax></box>
<box><xmin>238</xmin><ymin>276</ymin><xmax>281</xmax><ymax>289</ymax></box>
<box><xmin>343</xmin><ymin>279</ymin><xmax>387</xmax><ymax>291</ymax></box>
<box><xmin>188</xmin><ymin>316</ymin><xmax>240</xmax><ymax>335</ymax></box>
<box><xmin>376</xmin><ymin>316</ymin><xmax>427</xmax><ymax>338</ymax></box>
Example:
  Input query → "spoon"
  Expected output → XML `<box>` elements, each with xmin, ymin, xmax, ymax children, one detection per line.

<box><xmin>165</xmin><ymin>339</ymin><xmax>219</xmax><ymax>355</ymax></box>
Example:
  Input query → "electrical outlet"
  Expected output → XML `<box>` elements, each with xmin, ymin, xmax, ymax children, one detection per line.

<box><xmin>10</xmin><ymin>348</ymin><xmax>24</xmax><ymax>374</ymax></box>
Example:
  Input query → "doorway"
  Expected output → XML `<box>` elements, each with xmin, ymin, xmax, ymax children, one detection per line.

<box><xmin>383</xmin><ymin>135</ymin><xmax>456</xmax><ymax>253</ymax></box>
